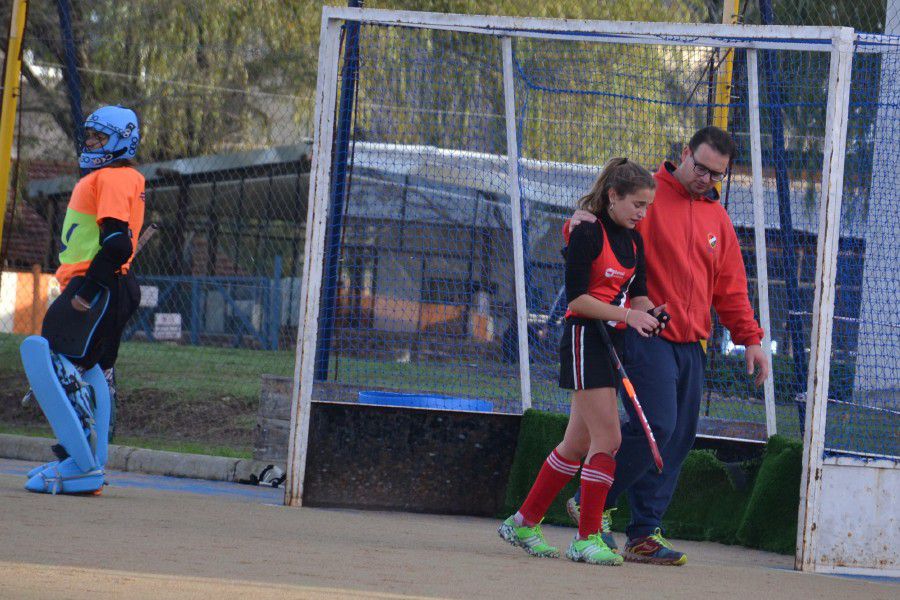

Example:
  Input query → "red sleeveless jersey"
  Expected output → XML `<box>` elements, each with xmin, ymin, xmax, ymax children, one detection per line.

<box><xmin>565</xmin><ymin>221</ymin><xmax>637</xmax><ymax>330</ymax></box>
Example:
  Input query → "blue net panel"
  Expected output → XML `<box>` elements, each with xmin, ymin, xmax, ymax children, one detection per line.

<box><xmin>310</xmin><ymin>22</ymin><xmax>897</xmax><ymax>458</ymax></box>
<box><xmin>825</xmin><ymin>38</ymin><xmax>900</xmax><ymax>459</ymax></box>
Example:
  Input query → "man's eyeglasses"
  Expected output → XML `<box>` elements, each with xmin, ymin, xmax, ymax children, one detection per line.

<box><xmin>689</xmin><ymin>152</ymin><xmax>728</xmax><ymax>182</ymax></box>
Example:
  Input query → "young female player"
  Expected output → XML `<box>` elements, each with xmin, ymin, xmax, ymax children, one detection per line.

<box><xmin>498</xmin><ymin>158</ymin><xmax>665</xmax><ymax>566</ymax></box>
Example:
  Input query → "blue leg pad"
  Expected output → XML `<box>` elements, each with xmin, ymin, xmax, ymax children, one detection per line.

<box><xmin>24</xmin><ymin>366</ymin><xmax>110</xmax><ymax>480</ymax></box>
<box><xmin>19</xmin><ymin>336</ymin><xmax>98</xmax><ymax>472</ymax></box>
<box><xmin>27</xmin><ymin>460</ymin><xmax>59</xmax><ymax>479</ymax></box>
<box><xmin>25</xmin><ymin>457</ymin><xmax>104</xmax><ymax>494</ymax></box>
<box><xmin>81</xmin><ymin>365</ymin><xmax>110</xmax><ymax>466</ymax></box>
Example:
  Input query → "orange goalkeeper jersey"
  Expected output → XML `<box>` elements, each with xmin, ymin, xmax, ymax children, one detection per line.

<box><xmin>55</xmin><ymin>166</ymin><xmax>145</xmax><ymax>288</ymax></box>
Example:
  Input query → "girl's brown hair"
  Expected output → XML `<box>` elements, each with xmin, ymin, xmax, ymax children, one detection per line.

<box><xmin>577</xmin><ymin>157</ymin><xmax>656</xmax><ymax>216</ymax></box>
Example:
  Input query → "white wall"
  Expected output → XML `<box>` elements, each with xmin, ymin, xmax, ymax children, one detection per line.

<box><xmin>814</xmin><ymin>457</ymin><xmax>900</xmax><ymax>575</ymax></box>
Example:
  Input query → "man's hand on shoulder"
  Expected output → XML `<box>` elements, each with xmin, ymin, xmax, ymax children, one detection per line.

<box><xmin>568</xmin><ymin>209</ymin><xmax>597</xmax><ymax>234</ymax></box>
<box><xmin>745</xmin><ymin>344</ymin><xmax>770</xmax><ymax>387</ymax></box>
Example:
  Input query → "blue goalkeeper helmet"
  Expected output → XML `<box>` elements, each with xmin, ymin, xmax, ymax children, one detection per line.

<box><xmin>79</xmin><ymin>105</ymin><xmax>140</xmax><ymax>170</ymax></box>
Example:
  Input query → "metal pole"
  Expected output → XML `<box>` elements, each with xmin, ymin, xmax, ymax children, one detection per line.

<box><xmin>271</xmin><ymin>255</ymin><xmax>283</xmax><ymax>351</ymax></box>
<box><xmin>712</xmin><ymin>0</ymin><xmax>740</xmax><ymax>134</ymax></box>
<box><xmin>501</xmin><ymin>37</ymin><xmax>533</xmax><ymax>411</ymax></box>
<box><xmin>747</xmin><ymin>48</ymin><xmax>777</xmax><ymax>437</ymax></box>
<box><xmin>284</xmin><ymin>14</ymin><xmax>343</xmax><ymax>507</ymax></box>
<box><xmin>55</xmin><ymin>0</ymin><xmax>84</xmax><ymax>158</ymax></box>
<box><xmin>314</xmin><ymin>0</ymin><xmax>362</xmax><ymax>381</ymax></box>
<box><xmin>796</xmin><ymin>28</ymin><xmax>854</xmax><ymax>572</ymax></box>
<box><xmin>759</xmin><ymin>0</ymin><xmax>807</xmax><ymax>429</ymax></box>
<box><xmin>704</xmin><ymin>0</ymin><xmax>741</xmax><ymax>418</ymax></box>
<box><xmin>0</xmin><ymin>0</ymin><xmax>29</xmax><ymax>262</ymax></box>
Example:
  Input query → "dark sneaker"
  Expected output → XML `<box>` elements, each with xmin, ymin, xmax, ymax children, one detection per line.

<box><xmin>623</xmin><ymin>528</ymin><xmax>687</xmax><ymax>565</ymax></box>
<box><xmin>600</xmin><ymin>508</ymin><xmax>619</xmax><ymax>553</ymax></box>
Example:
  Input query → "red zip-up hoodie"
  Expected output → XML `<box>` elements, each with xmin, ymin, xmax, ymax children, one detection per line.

<box><xmin>640</xmin><ymin>163</ymin><xmax>763</xmax><ymax>346</ymax></box>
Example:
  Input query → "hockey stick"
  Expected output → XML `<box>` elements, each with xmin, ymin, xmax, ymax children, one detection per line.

<box><xmin>593</xmin><ymin>321</ymin><xmax>664</xmax><ymax>473</ymax></box>
<box><xmin>134</xmin><ymin>222</ymin><xmax>159</xmax><ymax>256</ymax></box>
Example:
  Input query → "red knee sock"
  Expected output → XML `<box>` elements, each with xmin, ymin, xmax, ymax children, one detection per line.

<box><xmin>518</xmin><ymin>449</ymin><xmax>580</xmax><ymax>525</ymax></box>
<box><xmin>578</xmin><ymin>452</ymin><xmax>616</xmax><ymax>539</ymax></box>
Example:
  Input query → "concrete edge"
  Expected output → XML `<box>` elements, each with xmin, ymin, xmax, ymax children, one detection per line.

<box><xmin>0</xmin><ymin>433</ymin><xmax>283</xmax><ymax>483</ymax></box>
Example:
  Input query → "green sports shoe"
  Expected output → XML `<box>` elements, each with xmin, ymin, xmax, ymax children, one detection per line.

<box><xmin>498</xmin><ymin>516</ymin><xmax>560</xmax><ymax>558</ymax></box>
<box><xmin>565</xmin><ymin>498</ymin><xmax>619</xmax><ymax>554</ymax></box>
<box><xmin>565</xmin><ymin>533</ymin><xmax>624</xmax><ymax>566</ymax></box>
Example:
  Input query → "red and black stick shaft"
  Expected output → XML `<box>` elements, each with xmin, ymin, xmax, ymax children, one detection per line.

<box><xmin>593</xmin><ymin>321</ymin><xmax>664</xmax><ymax>473</ymax></box>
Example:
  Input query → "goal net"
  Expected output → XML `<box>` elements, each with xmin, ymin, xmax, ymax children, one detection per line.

<box><xmin>291</xmin><ymin>8</ymin><xmax>899</xmax><ymax>575</ymax></box>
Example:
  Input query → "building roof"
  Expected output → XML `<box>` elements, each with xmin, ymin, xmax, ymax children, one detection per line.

<box><xmin>26</xmin><ymin>143</ymin><xmax>313</xmax><ymax>199</ymax></box>
<box><xmin>25</xmin><ymin>140</ymin><xmax>869</xmax><ymax>238</ymax></box>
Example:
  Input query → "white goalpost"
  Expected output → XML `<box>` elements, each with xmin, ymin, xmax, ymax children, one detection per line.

<box><xmin>287</xmin><ymin>7</ymin><xmax>899</xmax><ymax>576</ymax></box>
<box><xmin>796</xmin><ymin>29</ymin><xmax>900</xmax><ymax>577</ymax></box>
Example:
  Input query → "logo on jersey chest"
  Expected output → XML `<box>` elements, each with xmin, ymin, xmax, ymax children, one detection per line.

<box><xmin>707</xmin><ymin>233</ymin><xmax>718</xmax><ymax>250</ymax></box>
<box><xmin>604</xmin><ymin>267</ymin><xmax>626</xmax><ymax>279</ymax></box>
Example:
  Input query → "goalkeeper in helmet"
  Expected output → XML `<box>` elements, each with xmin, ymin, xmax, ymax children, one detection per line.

<box><xmin>45</xmin><ymin>105</ymin><xmax>147</xmax><ymax>440</ymax></box>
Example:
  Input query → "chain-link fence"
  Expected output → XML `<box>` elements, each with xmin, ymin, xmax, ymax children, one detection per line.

<box><xmin>1</xmin><ymin>0</ymin><xmax>321</xmax><ymax>454</ymax></box>
<box><xmin>1</xmin><ymin>1</ymin><xmax>898</xmax><ymax>458</ymax></box>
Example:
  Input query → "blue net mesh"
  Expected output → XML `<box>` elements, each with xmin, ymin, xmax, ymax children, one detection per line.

<box><xmin>509</xmin><ymin>39</ymin><xmax>829</xmax><ymax>442</ymax></box>
<box><xmin>310</xmin><ymin>22</ymin><xmax>898</xmax><ymax>458</ymax></box>
<box><xmin>312</xmin><ymin>26</ymin><xmax>520</xmax><ymax>412</ymax></box>
<box><xmin>825</xmin><ymin>37</ymin><xmax>900</xmax><ymax>459</ymax></box>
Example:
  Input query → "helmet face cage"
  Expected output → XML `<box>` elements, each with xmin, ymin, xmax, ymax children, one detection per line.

<box><xmin>79</xmin><ymin>106</ymin><xmax>140</xmax><ymax>170</ymax></box>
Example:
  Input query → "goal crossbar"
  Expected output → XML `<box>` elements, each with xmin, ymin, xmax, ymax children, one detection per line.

<box><xmin>324</xmin><ymin>6</ymin><xmax>853</xmax><ymax>52</ymax></box>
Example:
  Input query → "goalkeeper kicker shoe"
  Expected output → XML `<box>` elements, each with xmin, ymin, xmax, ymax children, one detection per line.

<box><xmin>498</xmin><ymin>516</ymin><xmax>559</xmax><ymax>558</ymax></box>
<box><xmin>565</xmin><ymin>533</ymin><xmax>624</xmax><ymax>566</ymax></box>
<box><xmin>623</xmin><ymin>528</ymin><xmax>687</xmax><ymax>565</ymax></box>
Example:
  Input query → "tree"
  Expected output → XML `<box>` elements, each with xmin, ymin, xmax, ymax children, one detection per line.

<box><xmin>18</xmin><ymin>0</ymin><xmax>323</xmax><ymax>162</ymax></box>
<box><xmin>351</xmin><ymin>0</ymin><xmax>712</xmax><ymax>163</ymax></box>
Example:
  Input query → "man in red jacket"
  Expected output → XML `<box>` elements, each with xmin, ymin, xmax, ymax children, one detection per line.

<box><xmin>566</xmin><ymin>126</ymin><xmax>769</xmax><ymax>565</ymax></box>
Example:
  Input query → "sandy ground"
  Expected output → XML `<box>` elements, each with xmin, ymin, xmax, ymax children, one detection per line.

<box><xmin>0</xmin><ymin>459</ymin><xmax>896</xmax><ymax>600</ymax></box>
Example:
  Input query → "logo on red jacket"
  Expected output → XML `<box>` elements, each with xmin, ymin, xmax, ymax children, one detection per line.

<box><xmin>707</xmin><ymin>233</ymin><xmax>718</xmax><ymax>249</ymax></box>
<box><xmin>604</xmin><ymin>267</ymin><xmax>626</xmax><ymax>279</ymax></box>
